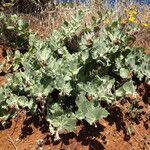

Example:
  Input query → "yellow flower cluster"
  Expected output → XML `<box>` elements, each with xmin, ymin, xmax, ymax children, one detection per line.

<box><xmin>125</xmin><ymin>4</ymin><xmax>139</xmax><ymax>24</ymax></box>
<box><xmin>128</xmin><ymin>16</ymin><xmax>138</xmax><ymax>23</ymax></box>
<box><xmin>124</xmin><ymin>3</ymin><xmax>149</xmax><ymax>27</ymax></box>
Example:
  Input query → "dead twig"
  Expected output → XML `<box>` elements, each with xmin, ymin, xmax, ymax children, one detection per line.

<box><xmin>7</xmin><ymin>134</ymin><xmax>17</xmax><ymax>150</ymax></box>
<box><xmin>126</xmin><ymin>119</ymin><xmax>150</xmax><ymax>150</ymax></box>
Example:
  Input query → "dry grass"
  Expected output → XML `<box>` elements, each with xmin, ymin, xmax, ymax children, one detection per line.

<box><xmin>18</xmin><ymin>7</ymin><xmax>84</xmax><ymax>38</ymax></box>
<box><xmin>4</xmin><ymin>1</ymin><xmax>150</xmax><ymax>39</ymax></box>
<box><xmin>16</xmin><ymin>1</ymin><xmax>107</xmax><ymax>38</ymax></box>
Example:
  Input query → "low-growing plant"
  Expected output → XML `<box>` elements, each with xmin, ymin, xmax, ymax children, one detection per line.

<box><xmin>0</xmin><ymin>10</ymin><xmax>150</xmax><ymax>140</ymax></box>
<box><xmin>0</xmin><ymin>13</ymin><xmax>29</xmax><ymax>48</ymax></box>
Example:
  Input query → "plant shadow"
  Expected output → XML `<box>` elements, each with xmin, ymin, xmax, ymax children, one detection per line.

<box><xmin>19</xmin><ymin>114</ymin><xmax>49</xmax><ymax>139</ymax></box>
<box><xmin>105</xmin><ymin>106</ymin><xmax>131</xmax><ymax>141</ymax></box>
<box><xmin>45</xmin><ymin>120</ymin><xmax>105</xmax><ymax>150</ymax></box>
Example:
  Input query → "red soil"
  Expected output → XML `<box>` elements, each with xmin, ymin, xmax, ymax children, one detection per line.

<box><xmin>0</xmin><ymin>100</ymin><xmax>149</xmax><ymax>150</ymax></box>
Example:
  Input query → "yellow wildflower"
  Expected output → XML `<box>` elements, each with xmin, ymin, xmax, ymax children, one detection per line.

<box><xmin>104</xmin><ymin>18</ymin><xmax>110</xmax><ymax>25</ymax></box>
<box><xmin>127</xmin><ymin>10</ymin><xmax>138</xmax><ymax>16</ymax></box>
<box><xmin>143</xmin><ymin>23</ymin><xmax>149</xmax><ymax>27</ymax></box>
<box><xmin>128</xmin><ymin>16</ymin><xmax>138</xmax><ymax>23</ymax></box>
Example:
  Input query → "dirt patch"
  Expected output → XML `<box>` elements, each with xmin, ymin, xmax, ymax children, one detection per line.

<box><xmin>0</xmin><ymin>112</ymin><xmax>48</xmax><ymax>150</ymax></box>
<box><xmin>133</xmin><ymin>26</ymin><xmax>150</xmax><ymax>54</ymax></box>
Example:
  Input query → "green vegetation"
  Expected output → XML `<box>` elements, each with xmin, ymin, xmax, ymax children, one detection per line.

<box><xmin>0</xmin><ymin>7</ymin><xmax>149</xmax><ymax>141</ymax></box>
